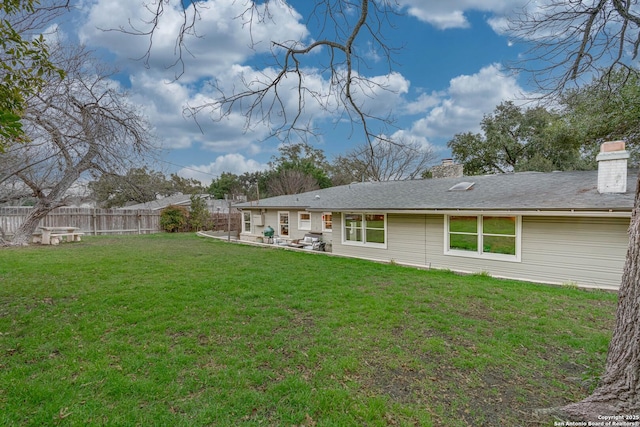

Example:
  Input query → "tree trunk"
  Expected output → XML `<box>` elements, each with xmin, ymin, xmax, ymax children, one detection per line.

<box><xmin>559</xmin><ymin>173</ymin><xmax>640</xmax><ymax>420</ymax></box>
<box><xmin>11</xmin><ymin>202</ymin><xmax>56</xmax><ymax>246</ymax></box>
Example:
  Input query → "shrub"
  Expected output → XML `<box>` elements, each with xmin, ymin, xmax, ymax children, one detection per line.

<box><xmin>188</xmin><ymin>195</ymin><xmax>210</xmax><ymax>231</ymax></box>
<box><xmin>160</xmin><ymin>205</ymin><xmax>188</xmax><ymax>232</ymax></box>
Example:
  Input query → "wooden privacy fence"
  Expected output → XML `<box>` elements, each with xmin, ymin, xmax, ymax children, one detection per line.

<box><xmin>0</xmin><ymin>207</ymin><xmax>160</xmax><ymax>236</ymax></box>
<box><xmin>0</xmin><ymin>207</ymin><xmax>241</xmax><ymax>237</ymax></box>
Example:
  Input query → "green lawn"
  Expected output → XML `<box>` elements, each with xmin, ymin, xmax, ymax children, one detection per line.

<box><xmin>0</xmin><ymin>234</ymin><xmax>617</xmax><ymax>426</ymax></box>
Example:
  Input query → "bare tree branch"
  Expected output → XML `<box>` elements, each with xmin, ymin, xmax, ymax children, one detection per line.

<box><xmin>266</xmin><ymin>168</ymin><xmax>320</xmax><ymax>196</ymax></box>
<box><xmin>333</xmin><ymin>137</ymin><xmax>436</xmax><ymax>182</ymax></box>
<box><xmin>510</xmin><ymin>0</ymin><xmax>640</xmax><ymax>96</ymax></box>
<box><xmin>121</xmin><ymin>1</ymin><xmax>402</xmax><ymax>147</ymax></box>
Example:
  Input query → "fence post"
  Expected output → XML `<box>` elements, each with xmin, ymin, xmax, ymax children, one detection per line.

<box><xmin>226</xmin><ymin>196</ymin><xmax>231</xmax><ymax>241</ymax></box>
<box><xmin>93</xmin><ymin>208</ymin><xmax>97</xmax><ymax>236</ymax></box>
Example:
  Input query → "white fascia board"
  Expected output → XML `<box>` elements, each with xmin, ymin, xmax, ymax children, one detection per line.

<box><xmin>310</xmin><ymin>208</ymin><xmax>632</xmax><ymax>218</ymax></box>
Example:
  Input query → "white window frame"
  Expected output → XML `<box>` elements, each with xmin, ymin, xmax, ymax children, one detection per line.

<box><xmin>243</xmin><ymin>211</ymin><xmax>252</xmax><ymax>233</ymax></box>
<box><xmin>278</xmin><ymin>211</ymin><xmax>290</xmax><ymax>237</ymax></box>
<box><xmin>298</xmin><ymin>211</ymin><xmax>311</xmax><ymax>231</ymax></box>
<box><xmin>445</xmin><ymin>215</ymin><xmax>521</xmax><ymax>262</ymax></box>
<box><xmin>341</xmin><ymin>212</ymin><xmax>387</xmax><ymax>249</ymax></box>
<box><xmin>322</xmin><ymin>212</ymin><xmax>333</xmax><ymax>233</ymax></box>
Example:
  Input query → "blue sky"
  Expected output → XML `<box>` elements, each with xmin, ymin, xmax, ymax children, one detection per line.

<box><xmin>57</xmin><ymin>0</ymin><xmax>538</xmax><ymax>184</ymax></box>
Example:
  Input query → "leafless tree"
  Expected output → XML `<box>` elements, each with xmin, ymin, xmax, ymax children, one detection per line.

<box><xmin>124</xmin><ymin>0</ymin><xmax>402</xmax><ymax>146</ymax></box>
<box><xmin>0</xmin><ymin>43</ymin><xmax>154</xmax><ymax>245</ymax></box>
<box><xmin>266</xmin><ymin>169</ymin><xmax>320</xmax><ymax>196</ymax></box>
<box><xmin>511</xmin><ymin>0</ymin><xmax>640</xmax><ymax>96</ymax></box>
<box><xmin>7</xmin><ymin>0</ymin><xmax>72</xmax><ymax>34</ymax></box>
<box><xmin>511</xmin><ymin>1</ymin><xmax>640</xmax><ymax>421</ymax></box>
<box><xmin>333</xmin><ymin>138</ymin><xmax>436</xmax><ymax>182</ymax></box>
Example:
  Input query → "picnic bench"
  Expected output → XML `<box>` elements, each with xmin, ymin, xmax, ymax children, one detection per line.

<box><xmin>37</xmin><ymin>226</ymin><xmax>85</xmax><ymax>245</ymax></box>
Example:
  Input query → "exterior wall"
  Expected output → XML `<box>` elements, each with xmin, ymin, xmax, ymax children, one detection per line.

<box><xmin>332</xmin><ymin>213</ymin><xmax>427</xmax><ymax>265</ymax></box>
<box><xmin>239</xmin><ymin>209</ymin><xmax>333</xmax><ymax>244</ymax></box>
<box><xmin>524</xmin><ymin>217</ymin><xmax>628</xmax><ymax>288</ymax></box>
<box><xmin>332</xmin><ymin>213</ymin><xmax>629</xmax><ymax>290</ymax></box>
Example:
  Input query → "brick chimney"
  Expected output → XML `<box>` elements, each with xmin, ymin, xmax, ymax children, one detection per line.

<box><xmin>597</xmin><ymin>141</ymin><xmax>629</xmax><ymax>193</ymax></box>
<box><xmin>430</xmin><ymin>159</ymin><xmax>463</xmax><ymax>179</ymax></box>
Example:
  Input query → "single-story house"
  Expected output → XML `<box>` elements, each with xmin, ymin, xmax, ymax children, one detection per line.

<box><xmin>236</xmin><ymin>142</ymin><xmax>636</xmax><ymax>291</ymax></box>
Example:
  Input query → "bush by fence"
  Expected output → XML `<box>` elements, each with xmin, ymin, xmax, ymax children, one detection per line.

<box><xmin>0</xmin><ymin>207</ymin><xmax>241</xmax><ymax>237</ymax></box>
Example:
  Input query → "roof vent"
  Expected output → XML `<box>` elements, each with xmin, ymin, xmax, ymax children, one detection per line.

<box><xmin>448</xmin><ymin>181</ymin><xmax>475</xmax><ymax>191</ymax></box>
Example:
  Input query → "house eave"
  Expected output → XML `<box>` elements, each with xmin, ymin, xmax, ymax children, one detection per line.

<box><xmin>307</xmin><ymin>208</ymin><xmax>632</xmax><ymax>218</ymax></box>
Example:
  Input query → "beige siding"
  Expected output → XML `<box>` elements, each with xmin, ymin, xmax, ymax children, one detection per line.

<box><xmin>522</xmin><ymin>217</ymin><xmax>628</xmax><ymax>289</ymax></box>
<box><xmin>332</xmin><ymin>213</ymin><xmax>427</xmax><ymax>266</ymax></box>
<box><xmin>426</xmin><ymin>216</ymin><xmax>628</xmax><ymax>290</ymax></box>
<box><xmin>387</xmin><ymin>214</ymin><xmax>428</xmax><ymax>265</ymax></box>
<box><xmin>310</xmin><ymin>213</ymin><xmax>333</xmax><ymax>243</ymax></box>
<box><xmin>240</xmin><ymin>209</ymin><xmax>332</xmax><ymax>243</ymax></box>
<box><xmin>333</xmin><ymin>213</ymin><xmax>629</xmax><ymax>290</ymax></box>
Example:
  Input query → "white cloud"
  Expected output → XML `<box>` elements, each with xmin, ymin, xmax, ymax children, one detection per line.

<box><xmin>404</xmin><ymin>91</ymin><xmax>443</xmax><ymax>115</ymax></box>
<box><xmin>134</xmin><ymin>59</ymin><xmax>411</xmax><ymax>153</ymax></box>
<box><xmin>79</xmin><ymin>0</ymin><xmax>309</xmax><ymax>81</ymax></box>
<box><xmin>177</xmin><ymin>154</ymin><xmax>269</xmax><ymax>185</ymax></box>
<box><xmin>71</xmin><ymin>0</ymin><xmax>534</xmax><ymax>178</ymax></box>
<box><xmin>349</xmin><ymin>72</ymin><xmax>411</xmax><ymax>117</ymax></box>
<box><xmin>405</xmin><ymin>64</ymin><xmax>527</xmax><ymax>141</ymax></box>
<box><xmin>387</xmin><ymin>129</ymin><xmax>437</xmax><ymax>153</ymax></box>
<box><xmin>398</xmin><ymin>0</ymin><xmax>529</xmax><ymax>30</ymax></box>
<box><xmin>487</xmin><ymin>16</ymin><xmax>510</xmax><ymax>34</ymax></box>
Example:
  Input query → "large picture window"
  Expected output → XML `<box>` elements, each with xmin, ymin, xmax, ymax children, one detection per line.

<box><xmin>343</xmin><ymin>213</ymin><xmax>386</xmax><ymax>247</ymax></box>
<box><xmin>446</xmin><ymin>215</ymin><xmax>520</xmax><ymax>261</ymax></box>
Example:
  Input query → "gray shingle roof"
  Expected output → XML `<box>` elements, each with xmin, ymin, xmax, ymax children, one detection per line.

<box><xmin>122</xmin><ymin>193</ymin><xmax>195</xmax><ymax>211</ymax></box>
<box><xmin>121</xmin><ymin>194</ymin><xmax>231</xmax><ymax>212</ymax></box>
<box><xmin>236</xmin><ymin>170</ymin><xmax>637</xmax><ymax>212</ymax></box>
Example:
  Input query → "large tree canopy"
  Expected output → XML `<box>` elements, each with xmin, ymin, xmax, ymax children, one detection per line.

<box><xmin>208</xmin><ymin>171</ymin><xmax>254</xmax><ymax>200</ymax></box>
<box><xmin>261</xmin><ymin>142</ymin><xmax>332</xmax><ymax>196</ymax></box>
<box><xmin>448</xmin><ymin>101</ymin><xmax>589</xmax><ymax>175</ymax></box>
<box><xmin>449</xmin><ymin>74</ymin><xmax>640</xmax><ymax>176</ymax></box>
<box><xmin>561</xmin><ymin>68</ymin><xmax>640</xmax><ymax>165</ymax></box>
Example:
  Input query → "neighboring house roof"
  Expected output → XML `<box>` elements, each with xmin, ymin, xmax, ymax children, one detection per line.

<box><xmin>122</xmin><ymin>194</ymin><xmax>232</xmax><ymax>213</ymax></box>
<box><xmin>236</xmin><ymin>170</ymin><xmax>637</xmax><ymax>213</ymax></box>
<box><xmin>123</xmin><ymin>194</ymin><xmax>194</xmax><ymax>211</ymax></box>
